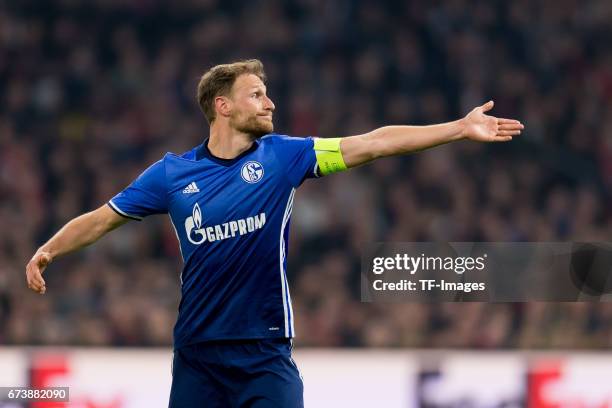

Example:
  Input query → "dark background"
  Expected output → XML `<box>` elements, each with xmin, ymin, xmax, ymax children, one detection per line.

<box><xmin>1</xmin><ymin>0</ymin><xmax>610</xmax><ymax>348</ymax></box>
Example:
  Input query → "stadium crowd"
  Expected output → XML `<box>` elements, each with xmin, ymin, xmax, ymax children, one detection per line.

<box><xmin>1</xmin><ymin>0</ymin><xmax>611</xmax><ymax>348</ymax></box>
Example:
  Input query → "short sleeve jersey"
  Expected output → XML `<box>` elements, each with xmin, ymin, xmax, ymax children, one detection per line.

<box><xmin>109</xmin><ymin>134</ymin><xmax>319</xmax><ymax>349</ymax></box>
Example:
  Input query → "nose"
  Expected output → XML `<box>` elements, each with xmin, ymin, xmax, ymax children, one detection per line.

<box><xmin>264</xmin><ymin>95</ymin><xmax>275</xmax><ymax>112</ymax></box>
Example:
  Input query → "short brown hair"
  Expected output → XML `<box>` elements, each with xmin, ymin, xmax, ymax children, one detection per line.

<box><xmin>196</xmin><ymin>59</ymin><xmax>266</xmax><ymax>124</ymax></box>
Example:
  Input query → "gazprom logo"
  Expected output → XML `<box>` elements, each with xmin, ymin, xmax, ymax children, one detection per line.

<box><xmin>241</xmin><ymin>161</ymin><xmax>264</xmax><ymax>184</ymax></box>
<box><xmin>184</xmin><ymin>202</ymin><xmax>266</xmax><ymax>246</ymax></box>
<box><xmin>185</xmin><ymin>202</ymin><xmax>206</xmax><ymax>245</ymax></box>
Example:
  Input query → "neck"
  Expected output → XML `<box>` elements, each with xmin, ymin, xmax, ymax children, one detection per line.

<box><xmin>208</xmin><ymin>122</ymin><xmax>255</xmax><ymax>159</ymax></box>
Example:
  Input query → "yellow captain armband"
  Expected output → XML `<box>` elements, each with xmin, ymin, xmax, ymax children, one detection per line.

<box><xmin>313</xmin><ymin>137</ymin><xmax>347</xmax><ymax>176</ymax></box>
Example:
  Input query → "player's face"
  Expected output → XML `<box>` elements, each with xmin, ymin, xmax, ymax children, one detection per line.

<box><xmin>228</xmin><ymin>74</ymin><xmax>275</xmax><ymax>138</ymax></box>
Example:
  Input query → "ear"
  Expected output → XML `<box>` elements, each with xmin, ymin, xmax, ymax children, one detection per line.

<box><xmin>214</xmin><ymin>96</ymin><xmax>232</xmax><ymax>118</ymax></box>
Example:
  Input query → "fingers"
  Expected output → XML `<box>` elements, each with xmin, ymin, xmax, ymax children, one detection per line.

<box><xmin>481</xmin><ymin>100</ymin><xmax>494</xmax><ymax>112</ymax></box>
<box><xmin>26</xmin><ymin>269</ymin><xmax>46</xmax><ymax>294</ymax></box>
<box><xmin>28</xmin><ymin>276</ymin><xmax>46</xmax><ymax>294</ymax></box>
<box><xmin>26</xmin><ymin>266</ymin><xmax>46</xmax><ymax>293</ymax></box>
<box><xmin>497</xmin><ymin>118</ymin><xmax>522</xmax><ymax>125</ymax></box>
<box><xmin>497</xmin><ymin>120</ymin><xmax>523</xmax><ymax>137</ymax></box>
<box><xmin>493</xmin><ymin>136</ymin><xmax>513</xmax><ymax>142</ymax></box>
<box><xmin>497</xmin><ymin>130</ymin><xmax>522</xmax><ymax>136</ymax></box>
<box><xmin>25</xmin><ymin>254</ymin><xmax>49</xmax><ymax>294</ymax></box>
<box><xmin>498</xmin><ymin>123</ymin><xmax>524</xmax><ymax>131</ymax></box>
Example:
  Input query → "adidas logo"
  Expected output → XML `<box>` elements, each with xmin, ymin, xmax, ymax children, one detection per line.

<box><xmin>182</xmin><ymin>182</ymin><xmax>200</xmax><ymax>194</ymax></box>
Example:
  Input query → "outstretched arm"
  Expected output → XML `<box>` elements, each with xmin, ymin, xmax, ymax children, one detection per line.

<box><xmin>25</xmin><ymin>204</ymin><xmax>129</xmax><ymax>294</ymax></box>
<box><xmin>339</xmin><ymin>100</ymin><xmax>524</xmax><ymax>168</ymax></box>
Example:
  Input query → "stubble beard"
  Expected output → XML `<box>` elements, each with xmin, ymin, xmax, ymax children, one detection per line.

<box><xmin>230</xmin><ymin>113</ymin><xmax>273</xmax><ymax>139</ymax></box>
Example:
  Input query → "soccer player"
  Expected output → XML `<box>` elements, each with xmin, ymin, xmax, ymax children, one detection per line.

<box><xmin>25</xmin><ymin>59</ymin><xmax>523</xmax><ymax>407</ymax></box>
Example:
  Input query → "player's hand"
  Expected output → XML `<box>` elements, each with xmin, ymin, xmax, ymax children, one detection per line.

<box><xmin>461</xmin><ymin>100</ymin><xmax>524</xmax><ymax>142</ymax></box>
<box><xmin>26</xmin><ymin>251</ymin><xmax>52</xmax><ymax>294</ymax></box>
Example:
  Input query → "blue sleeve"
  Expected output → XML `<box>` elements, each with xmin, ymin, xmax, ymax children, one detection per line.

<box><xmin>108</xmin><ymin>159</ymin><xmax>168</xmax><ymax>220</ymax></box>
<box><xmin>274</xmin><ymin>135</ymin><xmax>319</xmax><ymax>187</ymax></box>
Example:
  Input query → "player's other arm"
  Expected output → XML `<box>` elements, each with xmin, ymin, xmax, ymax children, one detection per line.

<box><xmin>338</xmin><ymin>100</ymin><xmax>524</xmax><ymax>169</ymax></box>
<box><xmin>25</xmin><ymin>205</ymin><xmax>129</xmax><ymax>294</ymax></box>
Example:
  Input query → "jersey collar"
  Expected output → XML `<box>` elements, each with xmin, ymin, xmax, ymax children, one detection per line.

<box><xmin>196</xmin><ymin>137</ymin><xmax>261</xmax><ymax>166</ymax></box>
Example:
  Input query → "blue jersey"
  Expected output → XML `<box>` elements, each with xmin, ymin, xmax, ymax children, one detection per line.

<box><xmin>108</xmin><ymin>135</ymin><xmax>319</xmax><ymax>349</ymax></box>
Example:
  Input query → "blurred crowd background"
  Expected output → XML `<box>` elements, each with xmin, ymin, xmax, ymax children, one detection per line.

<box><xmin>1</xmin><ymin>0</ymin><xmax>611</xmax><ymax>348</ymax></box>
